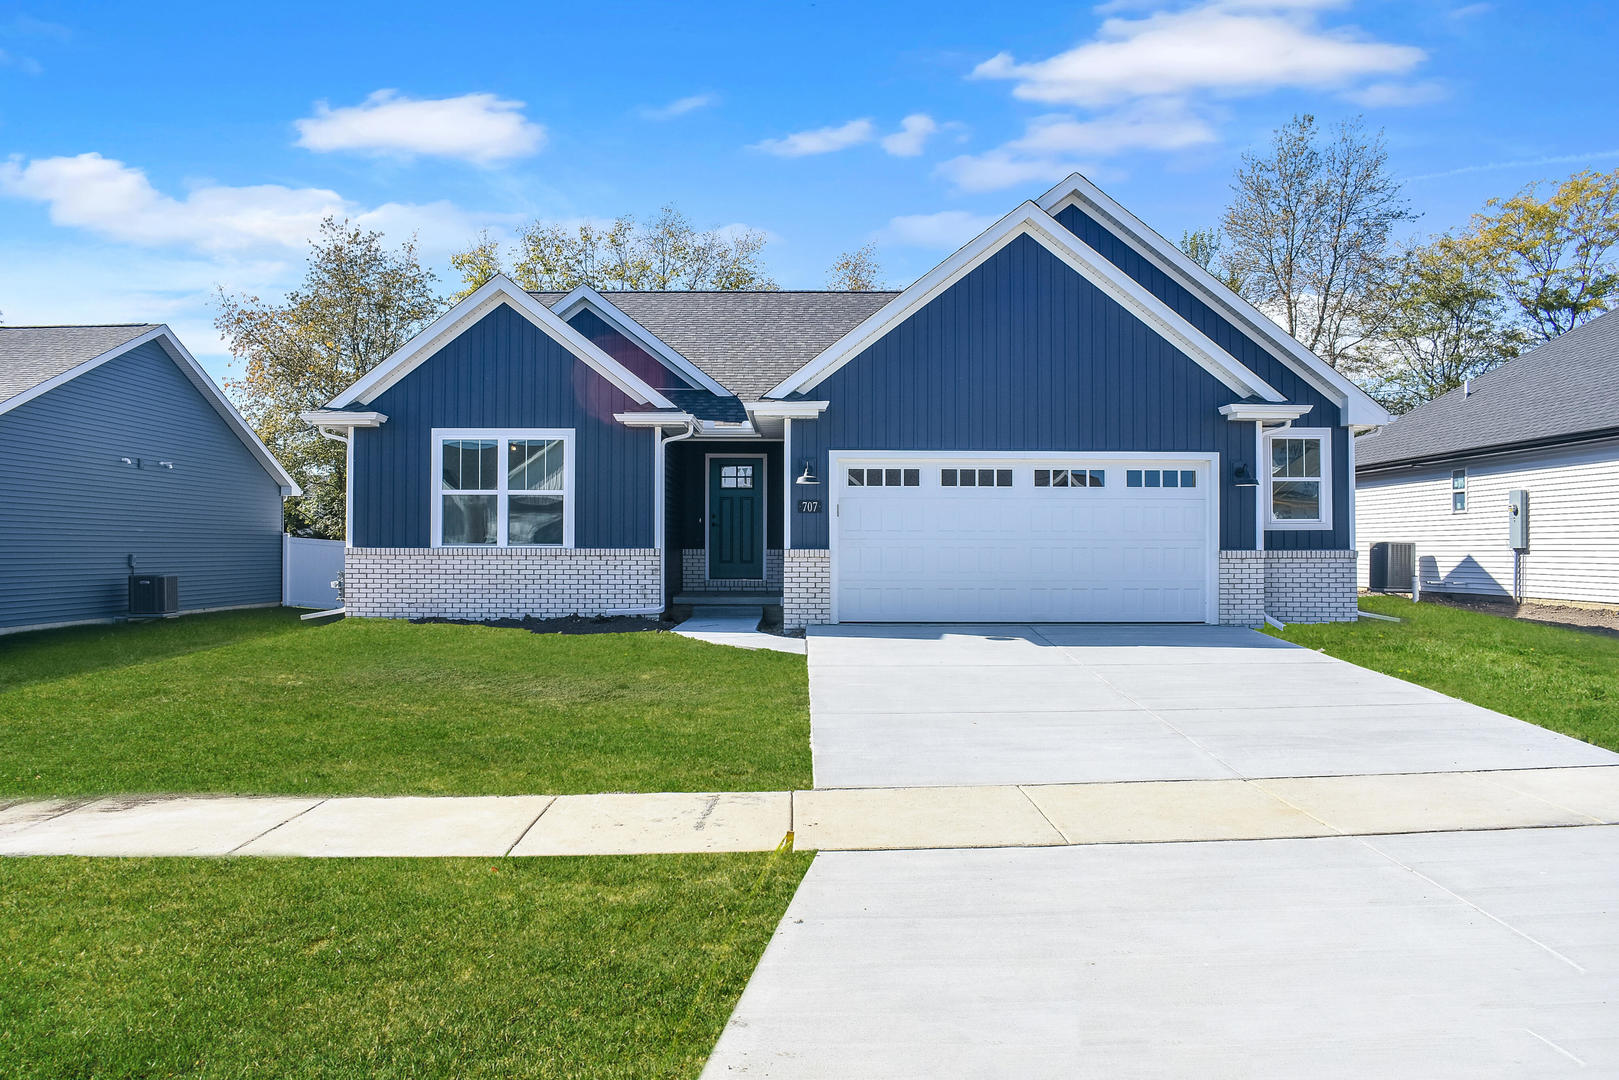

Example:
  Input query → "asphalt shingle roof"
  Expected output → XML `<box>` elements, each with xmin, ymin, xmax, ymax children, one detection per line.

<box><xmin>0</xmin><ymin>324</ymin><xmax>161</xmax><ymax>406</ymax></box>
<box><xmin>1356</xmin><ymin>310</ymin><xmax>1619</xmax><ymax>469</ymax></box>
<box><xmin>534</xmin><ymin>290</ymin><xmax>897</xmax><ymax>401</ymax></box>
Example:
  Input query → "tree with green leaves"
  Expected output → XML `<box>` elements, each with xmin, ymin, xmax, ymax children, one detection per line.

<box><xmin>216</xmin><ymin>217</ymin><xmax>444</xmax><ymax>538</ymax></box>
<box><xmin>827</xmin><ymin>242</ymin><xmax>884</xmax><ymax>290</ymax></box>
<box><xmin>1468</xmin><ymin>168</ymin><xmax>1619</xmax><ymax>341</ymax></box>
<box><xmin>448</xmin><ymin>230</ymin><xmax>505</xmax><ymax>302</ymax></box>
<box><xmin>1220</xmin><ymin>114</ymin><xmax>1414</xmax><ymax>370</ymax></box>
<box><xmin>454</xmin><ymin>205</ymin><xmax>777</xmax><ymax>295</ymax></box>
<box><xmin>1361</xmin><ymin>235</ymin><xmax>1528</xmax><ymax>413</ymax></box>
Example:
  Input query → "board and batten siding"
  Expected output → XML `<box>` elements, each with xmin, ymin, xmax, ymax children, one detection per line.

<box><xmin>565</xmin><ymin>307</ymin><xmax>690</xmax><ymax>391</ymax></box>
<box><xmin>1051</xmin><ymin>204</ymin><xmax>1349</xmax><ymax>552</ymax></box>
<box><xmin>789</xmin><ymin>231</ymin><xmax>1327</xmax><ymax>551</ymax></box>
<box><xmin>0</xmin><ymin>339</ymin><xmax>284</xmax><ymax>632</ymax></box>
<box><xmin>350</xmin><ymin>303</ymin><xmax>656</xmax><ymax>548</ymax></box>
<box><xmin>1356</xmin><ymin>437</ymin><xmax>1619</xmax><ymax>604</ymax></box>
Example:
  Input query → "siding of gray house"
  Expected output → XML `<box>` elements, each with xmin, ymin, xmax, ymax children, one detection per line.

<box><xmin>351</xmin><ymin>303</ymin><xmax>656</xmax><ymax>548</ymax></box>
<box><xmin>789</xmin><ymin>232</ymin><xmax>1341</xmax><ymax>550</ymax></box>
<box><xmin>1050</xmin><ymin>204</ymin><xmax>1350</xmax><ymax>551</ymax></box>
<box><xmin>0</xmin><ymin>339</ymin><xmax>283</xmax><ymax>631</ymax></box>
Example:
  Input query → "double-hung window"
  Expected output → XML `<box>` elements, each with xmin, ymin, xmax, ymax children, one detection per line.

<box><xmin>1451</xmin><ymin>469</ymin><xmax>1467</xmax><ymax>512</ymax></box>
<box><xmin>1264</xmin><ymin>427</ymin><xmax>1332</xmax><ymax>530</ymax></box>
<box><xmin>432</xmin><ymin>428</ymin><xmax>574</xmax><ymax>547</ymax></box>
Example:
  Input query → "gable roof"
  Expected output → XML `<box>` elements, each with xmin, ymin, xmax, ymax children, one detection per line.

<box><xmin>1356</xmin><ymin>311</ymin><xmax>1619</xmax><ymax>470</ymax></box>
<box><xmin>546</xmin><ymin>285</ymin><xmax>734</xmax><ymax>397</ymax></box>
<box><xmin>534</xmin><ymin>289</ymin><xmax>895</xmax><ymax>401</ymax></box>
<box><xmin>0</xmin><ymin>324</ymin><xmax>300</xmax><ymax>495</ymax></box>
<box><xmin>330</xmin><ymin>276</ymin><xmax>677</xmax><ymax>410</ymax></box>
<box><xmin>1037</xmin><ymin>173</ymin><xmax>1391</xmax><ymax>428</ymax></box>
<box><xmin>0</xmin><ymin>324</ymin><xmax>161</xmax><ymax>404</ymax></box>
<box><xmin>764</xmin><ymin>201</ymin><xmax>1285</xmax><ymax>403</ymax></box>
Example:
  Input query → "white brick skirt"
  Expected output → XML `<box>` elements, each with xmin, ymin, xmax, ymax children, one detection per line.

<box><xmin>344</xmin><ymin>547</ymin><xmax>662</xmax><ymax>621</ymax></box>
<box><xmin>782</xmin><ymin>549</ymin><xmax>831</xmax><ymax>630</ymax></box>
<box><xmin>679</xmin><ymin>548</ymin><xmax>784</xmax><ymax>593</ymax></box>
<box><xmin>1220</xmin><ymin>549</ymin><xmax>1358</xmax><ymax>626</ymax></box>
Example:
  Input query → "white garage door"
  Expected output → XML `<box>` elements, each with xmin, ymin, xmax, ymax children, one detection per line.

<box><xmin>834</xmin><ymin>456</ymin><xmax>1214</xmax><ymax>623</ymax></box>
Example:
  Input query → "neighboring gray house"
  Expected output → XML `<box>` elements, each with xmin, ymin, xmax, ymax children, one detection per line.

<box><xmin>0</xmin><ymin>324</ymin><xmax>299</xmax><ymax>634</ymax></box>
<box><xmin>307</xmin><ymin>174</ymin><xmax>1389</xmax><ymax>629</ymax></box>
<box><xmin>1356</xmin><ymin>311</ymin><xmax>1619</xmax><ymax>604</ymax></box>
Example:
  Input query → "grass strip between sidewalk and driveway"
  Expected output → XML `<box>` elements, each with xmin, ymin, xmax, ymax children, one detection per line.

<box><xmin>1269</xmin><ymin>594</ymin><xmax>1619</xmax><ymax>753</ymax></box>
<box><xmin>0</xmin><ymin>609</ymin><xmax>810</xmax><ymax>799</ymax></box>
<box><xmin>0</xmin><ymin>850</ymin><xmax>811</xmax><ymax>1080</ymax></box>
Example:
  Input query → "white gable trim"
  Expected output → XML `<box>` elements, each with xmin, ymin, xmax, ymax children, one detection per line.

<box><xmin>1038</xmin><ymin>172</ymin><xmax>1391</xmax><ymax>428</ymax></box>
<box><xmin>329</xmin><ymin>276</ymin><xmax>676</xmax><ymax>410</ymax></box>
<box><xmin>551</xmin><ymin>285</ymin><xmax>733</xmax><ymax>398</ymax></box>
<box><xmin>0</xmin><ymin>325</ymin><xmax>302</xmax><ymax>496</ymax></box>
<box><xmin>764</xmin><ymin>201</ymin><xmax>1282</xmax><ymax>403</ymax></box>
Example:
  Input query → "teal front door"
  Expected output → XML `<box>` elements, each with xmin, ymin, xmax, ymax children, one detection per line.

<box><xmin>708</xmin><ymin>457</ymin><xmax>765</xmax><ymax>580</ymax></box>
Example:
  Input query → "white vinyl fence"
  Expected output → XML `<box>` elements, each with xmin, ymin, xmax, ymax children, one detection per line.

<box><xmin>282</xmin><ymin>535</ymin><xmax>345</xmax><ymax>609</ymax></box>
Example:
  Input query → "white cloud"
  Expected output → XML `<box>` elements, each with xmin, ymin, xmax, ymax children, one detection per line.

<box><xmin>640</xmin><ymin>93</ymin><xmax>719</xmax><ymax>119</ymax></box>
<box><xmin>972</xmin><ymin>2</ymin><xmax>1424</xmax><ymax>107</ymax></box>
<box><xmin>0</xmin><ymin>152</ymin><xmax>517</xmax><ymax>257</ymax></box>
<box><xmin>294</xmin><ymin>90</ymin><xmax>546</xmax><ymax>164</ymax></box>
<box><xmin>880</xmin><ymin>210</ymin><xmax>998</xmax><ymax>250</ymax></box>
<box><xmin>937</xmin><ymin>101</ymin><xmax>1214</xmax><ymax>192</ymax></box>
<box><xmin>881</xmin><ymin>114</ymin><xmax>939</xmax><ymax>157</ymax></box>
<box><xmin>1343</xmin><ymin>80</ymin><xmax>1448</xmax><ymax>107</ymax></box>
<box><xmin>752</xmin><ymin>119</ymin><xmax>875</xmax><ymax>157</ymax></box>
<box><xmin>0</xmin><ymin>46</ymin><xmax>42</xmax><ymax>74</ymax></box>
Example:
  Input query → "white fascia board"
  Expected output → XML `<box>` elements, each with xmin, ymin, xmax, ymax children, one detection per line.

<box><xmin>612</xmin><ymin>410</ymin><xmax>696</xmax><ymax>427</ymax></box>
<box><xmin>301</xmin><ymin>409</ymin><xmax>388</xmax><ymax>428</ymax></box>
<box><xmin>1218</xmin><ymin>402</ymin><xmax>1313</xmax><ymax>423</ymax></box>
<box><xmin>764</xmin><ymin>202</ymin><xmax>1282</xmax><ymax>404</ymax></box>
<box><xmin>743</xmin><ymin>400</ymin><xmax>829</xmax><ymax>418</ymax></box>
<box><xmin>0</xmin><ymin>325</ymin><xmax>302</xmax><ymax>496</ymax></box>
<box><xmin>1038</xmin><ymin>172</ymin><xmax>1392</xmax><ymax>428</ymax></box>
<box><xmin>552</xmin><ymin>285</ymin><xmax>733</xmax><ymax>398</ymax></box>
<box><xmin>328</xmin><ymin>276</ymin><xmax>676</xmax><ymax>410</ymax></box>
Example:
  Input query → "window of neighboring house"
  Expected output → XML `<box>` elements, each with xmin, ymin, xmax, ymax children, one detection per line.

<box><xmin>1265</xmin><ymin>427</ymin><xmax>1333</xmax><ymax>530</ymax></box>
<box><xmin>1452</xmin><ymin>468</ymin><xmax>1467</xmax><ymax>512</ymax></box>
<box><xmin>433</xmin><ymin>429</ymin><xmax>573</xmax><ymax>547</ymax></box>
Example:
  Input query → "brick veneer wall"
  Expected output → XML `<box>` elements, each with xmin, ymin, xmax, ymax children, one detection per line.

<box><xmin>678</xmin><ymin>548</ymin><xmax>783</xmax><ymax>593</ymax></box>
<box><xmin>344</xmin><ymin>547</ymin><xmax>661</xmax><ymax>620</ymax></box>
<box><xmin>1218</xmin><ymin>550</ymin><xmax>1267</xmax><ymax>626</ymax></box>
<box><xmin>782</xmin><ymin>549</ymin><xmax>831</xmax><ymax>629</ymax></box>
<box><xmin>1218</xmin><ymin>549</ymin><xmax>1358</xmax><ymax>625</ymax></box>
<box><xmin>1263</xmin><ymin>548</ymin><xmax>1359</xmax><ymax>623</ymax></box>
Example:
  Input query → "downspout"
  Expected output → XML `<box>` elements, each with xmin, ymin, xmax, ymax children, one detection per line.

<box><xmin>307</xmin><ymin>424</ymin><xmax>351</xmax><ymax>620</ymax></box>
<box><xmin>656</xmin><ymin>421</ymin><xmax>699</xmax><ymax>612</ymax></box>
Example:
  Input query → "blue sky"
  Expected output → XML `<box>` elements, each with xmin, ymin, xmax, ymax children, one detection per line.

<box><xmin>2</xmin><ymin>0</ymin><xmax>1616</xmax><ymax>382</ymax></box>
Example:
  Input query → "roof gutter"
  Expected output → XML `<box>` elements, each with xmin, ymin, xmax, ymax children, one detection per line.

<box><xmin>1356</xmin><ymin>425</ymin><xmax>1619</xmax><ymax>475</ymax></box>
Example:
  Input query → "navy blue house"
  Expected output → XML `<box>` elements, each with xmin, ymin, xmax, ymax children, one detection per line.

<box><xmin>0</xmin><ymin>325</ymin><xmax>299</xmax><ymax>634</ymax></box>
<box><xmin>310</xmin><ymin>175</ymin><xmax>1389</xmax><ymax>629</ymax></box>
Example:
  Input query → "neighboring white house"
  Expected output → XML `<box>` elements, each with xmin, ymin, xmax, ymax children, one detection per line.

<box><xmin>1355</xmin><ymin>311</ymin><xmax>1619</xmax><ymax>605</ymax></box>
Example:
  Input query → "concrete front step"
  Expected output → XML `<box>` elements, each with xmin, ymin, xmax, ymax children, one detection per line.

<box><xmin>3</xmin><ymin>766</ymin><xmax>1617</xmax><ymax>856</ymax></box>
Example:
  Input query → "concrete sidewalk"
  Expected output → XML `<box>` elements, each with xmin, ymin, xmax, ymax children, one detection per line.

<box><xmin>3</xmin><ymin>765</ymin><xmax>1617</xmax><ymax>856</ymax></box>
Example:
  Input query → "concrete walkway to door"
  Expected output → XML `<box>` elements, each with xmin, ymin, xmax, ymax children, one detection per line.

<box><xmin>807</xmin><ymin>623</ymin><xmax>1616</xmax><ymax>788</ymax></box>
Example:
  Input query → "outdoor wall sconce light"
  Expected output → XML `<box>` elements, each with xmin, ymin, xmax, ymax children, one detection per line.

<box><xmin>119</xmin><ymin>456</ymin><xmax>136</xmax><ymax>466</ymax></box>
<box><xmin>158</xmin><ymin>461</ymin><xmax>175</xmax><ymax>469</ymax></box>
<box><xmin>795</xmin><ymin>460</ymin><xmax>819</xmax><ymax>485</ymax></box>
<box><xmin>1232</xmin><ymin>463</ymin><xmax>1259</xmax><ymax>487</ymax></box>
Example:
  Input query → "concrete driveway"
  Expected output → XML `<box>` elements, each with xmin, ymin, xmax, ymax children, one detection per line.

<box><xmin>808</xmin><ymin>623</ymin><xmax>1615</xmax><ymax>787</ymax></box>
<box><xmin>705</xmin><ymin>826</ymin><xmax>1619</xmax><ymax>1078</ymax></box>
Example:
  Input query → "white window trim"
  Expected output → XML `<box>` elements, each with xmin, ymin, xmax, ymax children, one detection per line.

<box><xmin>1451</xmin><ymin>468</ymin><xmax>1468</xmax><ymax>513</ymax></box>
<box><xmin>430</xmin><ymin>427</ymin><xmax>576</xmax><ymax>548</ymax></box>
<box><xmin>1263</xmin><ymin>426</ymin><xmax>1333</xmax><ymax>531</ymax></box>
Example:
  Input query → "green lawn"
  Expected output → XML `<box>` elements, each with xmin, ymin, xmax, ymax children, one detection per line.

<box><xmin>0</xmin><ymin>610</ymin><xmax>809</xmax><ymax>798</ymax></box>
<box><xmin>1269</xmin><ymin>594</ymin><xmax>1619</xmax><ymax>752</ymax></box>
<box><xmin>0</xmin><ymin>851</ymin><xmax>810</xmax><ymax>1080</ymax></box>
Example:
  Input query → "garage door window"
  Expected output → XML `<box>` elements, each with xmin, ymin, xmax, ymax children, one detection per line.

<box><xmin>848</xmin><ymin>468</ymin><xmax>919</xmax><ymax>487</ymax></box>
<box><xmin>1035</xmin><ymin>469</ymin><xmax>1105</xmax><ymax>488</ymax></box>
<box><xmin>1264</xmin><ymin>428</ymin><xmax>1332</xmax><ymax>530</ymax></box>
<box><xmin>1126</xmin><ymin>469</ymin><xmax>1196</xmax><ymax>489</ymax></box>
<box><xmin>941</xmin><ymin>468</ymin><xmax>1013</xmax><ymax>488</ymax></box>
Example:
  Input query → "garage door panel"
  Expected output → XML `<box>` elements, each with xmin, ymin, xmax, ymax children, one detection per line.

<box><xmin>836</xmin><ymin>456</ymin><xmax>1213</xmax><ymax>623</ymax></box>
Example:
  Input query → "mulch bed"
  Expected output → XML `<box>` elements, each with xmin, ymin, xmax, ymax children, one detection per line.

<box><xmin>410</xmin><ymin>614</ymin><xmax>678</xmax><ymax>635</ymax></box>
